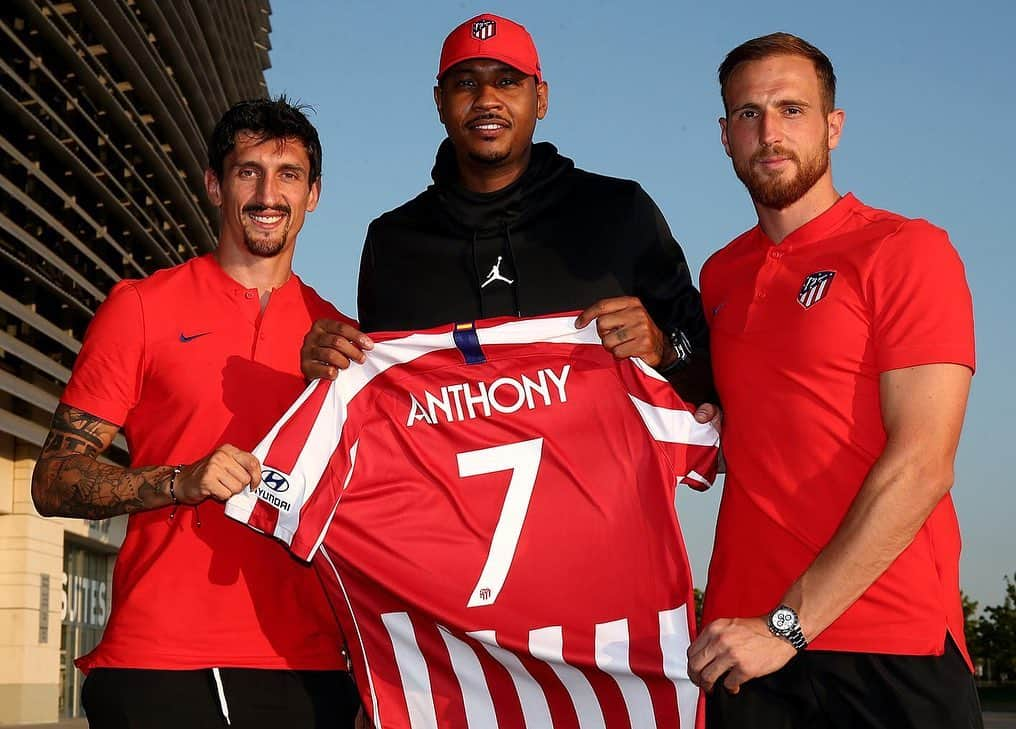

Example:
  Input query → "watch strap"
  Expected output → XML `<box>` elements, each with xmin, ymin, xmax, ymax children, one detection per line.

<box><xmin>657</xmin><ymin>329</ymin><xmax>692</xmax><ymax>374</ymax></box>
<box><xmin>767</xmin><ymin>605</ymin><xmax>808</xmax><ymax>651</ymax></box>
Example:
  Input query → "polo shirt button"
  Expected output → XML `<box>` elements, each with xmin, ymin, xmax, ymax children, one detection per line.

<box><xmin>244</xmin><ymin>291</ymin><xmax>255</xmax><ymax>300</ymax></box>
<box><xmin>769</xmin><ymin>249</ymin><xmax>782</xmax><ymax>260</ymax></box>
<box><xmin>756</xmin><ymin>290</ymin><xmax>767</xmax><ymax>300</ymax></box>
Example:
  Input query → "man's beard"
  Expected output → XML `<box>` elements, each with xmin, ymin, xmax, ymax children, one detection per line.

<box><xmin>241</xmin><ymin>205</ymin><xmax>291</xmax><ymax>258</ymax></box>
<box><xmin>734</xmin><ymin>143</ymin><xmax>829</xmax><ymax>210</ymax></box>
<box><xmin>467</xmin><ymin>147</ymin><xmax>511</xmax><ymax>166</ymax></box>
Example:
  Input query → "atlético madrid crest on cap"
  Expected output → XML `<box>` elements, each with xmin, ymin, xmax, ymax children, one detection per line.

<box><xmin>472</xmin><ymin>19</ymin><xmax>496</xmax><ymax>40</ymax></box>
<box><xmin>797</xmin><ymin>270</ymin><xmax>836</xmax><ymax>309</ymax></box>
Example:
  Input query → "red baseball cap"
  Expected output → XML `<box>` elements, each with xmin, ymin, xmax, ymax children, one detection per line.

<box><xmin>438</xmin><ymin>14</ymin><xmax>543</xmax><ymax>83</ymax></box>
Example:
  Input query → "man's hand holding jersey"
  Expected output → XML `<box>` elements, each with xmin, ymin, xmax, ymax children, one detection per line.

<box><xmin>300</xmin><ymin>319</ymin><xmax>374</xmax><ymax>381</ymax></box>
<box><xmin>299</xmin><ymin>304</ymin><xmax>720</xmax><ymax>427</ymax></box>
<box><xmin>575</xmin><ymin>296</ymin><xmax>675</xmax><ymax>369</ymax></box>
<box><xmin>173</xmin><ymin>444</ymin><xmax>263</xmax><ymax>504</ymax></box>
<box><xmin>576</xmin><ymin>296</ymin><xmax>720</xmax><ymax>425</ymax></box>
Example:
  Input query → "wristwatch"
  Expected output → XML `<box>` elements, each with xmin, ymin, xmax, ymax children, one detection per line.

<box><xmin>767</xmin><ymin>604</ymin><xmax>808</xmax><ymax>651</ymax></box>
<box><xmin>657</xmin><ymin>329</ymin><xmax>692</xmax><ymax>374</ymax></box>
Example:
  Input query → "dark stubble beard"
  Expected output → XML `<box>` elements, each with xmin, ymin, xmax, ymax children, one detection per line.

<box><xmin>468</xmin><ymin>148</ymin><xmax>511</xmax><ymax>165</ymax></box>
<box><xmin>241</xmin><ymin>205</ymin><xmax>291</xmax><ymax>258</ymax></box>
<box><xmin>735</xmin><ymin>142</ymin><xmax>829</xmax><ymax>210</ymax></box>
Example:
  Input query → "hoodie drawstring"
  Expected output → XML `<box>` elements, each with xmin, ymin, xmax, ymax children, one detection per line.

<box><xmin>469</xmin><ymin>230</ymin><xmax>484</xmax><ymax>319</ymax></box>
<box><xmin>472</xmin><ymin>225</ymin><xmax>521</xmax><ymax>319</ymax></box>
<box><xmin>503</xmin><ymin>224</ymin><xmax>522</xmax><ymax>317</ymax></box>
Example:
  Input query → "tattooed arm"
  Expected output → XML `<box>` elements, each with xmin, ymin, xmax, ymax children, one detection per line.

<box><xmin>32</xmin><ymin>404</ymin><xmax>262</xmax><ymax>519</ymax></box>
<box><xmin>31</xmin><ymin>405</ymin><xmax>170</xmax><ymax>519</ymax></box>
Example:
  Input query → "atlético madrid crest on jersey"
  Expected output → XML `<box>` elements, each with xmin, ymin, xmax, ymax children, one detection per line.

<box><xmin>472</xmin><ymin>19</ymin><xmax>496</xmax><ymax>40</ymax></box>
<box><xmin>797</xmin><ymin>270</ymin><xmax>836</xmax><ymax>309</ymax></box>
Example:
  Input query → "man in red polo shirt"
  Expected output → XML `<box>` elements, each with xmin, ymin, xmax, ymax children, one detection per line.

<box><xmin>687</xmin><ymin>34</ymin><xmax>980</xmax><ymax>729</ymax></box>
<box><xmin>31</xmin><ymin>99</ymin><xmax>363</xmax><ymax>728</ymax></box>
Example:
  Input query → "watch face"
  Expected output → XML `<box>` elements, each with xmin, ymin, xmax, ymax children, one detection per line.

<box><xmin>771</xmin><ymin>607</ymin><xmax>798</xmax><ymax>633</ymax></box>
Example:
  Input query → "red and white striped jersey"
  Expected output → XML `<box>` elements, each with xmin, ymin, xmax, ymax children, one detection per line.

<box><xmin>226</xmin><ymin>313</ymin><xmax>718</xmax><ymax>729</ymax></box>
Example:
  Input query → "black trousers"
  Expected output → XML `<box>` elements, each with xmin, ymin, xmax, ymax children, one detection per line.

<box><xmin>706</xmin><ymin>637</ymin><xmax>982</xmax><ymax>729</ymax></box>
<box><xmin>81</xmin><ymin>667</ymin><xmax>360</xmax><ymax>729</ymax></box>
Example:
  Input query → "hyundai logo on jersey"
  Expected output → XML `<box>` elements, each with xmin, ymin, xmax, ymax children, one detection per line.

<box><xmin>260</xmin><ymin>468</ymin><xmax>290</xmax><ymax>493</ymax></box>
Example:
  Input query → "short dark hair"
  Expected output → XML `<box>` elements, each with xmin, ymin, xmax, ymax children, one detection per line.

<box><xmin>207</xmin><ymin>96</ymin><xmax>322</xmax><ymax>184</ymax></box>
<box><xmin>718</xmin><ymin>33</ymin><xmax>837</xmax><ymax>114</ymax></box>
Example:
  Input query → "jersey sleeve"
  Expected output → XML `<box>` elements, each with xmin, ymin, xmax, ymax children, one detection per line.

<box><xmin>869</xmin><ymin>220</ymin><xmax>976</xmax><ymax>373</ymax></box>
<box><xmin>224</xmin><ymin>376</ymin><xmax>361</xmax><ymax>562</ymax></box>
<box><xmin>61</xmin><ymin>280</ymin><xmax>145</xmax><ymax>425</ymax></box>
<box><xmin>618</xmin><ymin>357</ymin><xmax>720</xmax><ymax>491</ymax></box>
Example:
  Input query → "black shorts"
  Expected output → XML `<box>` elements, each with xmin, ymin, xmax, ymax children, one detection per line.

<box><xmin>81</xmin><ymin>667</ymin><xmax>360</xmax><ymax>729</ymax></box>
<box><xmin>706</xmin><ymin>636</ymin><xmax>982</xmax><ymax>729</ymax></box>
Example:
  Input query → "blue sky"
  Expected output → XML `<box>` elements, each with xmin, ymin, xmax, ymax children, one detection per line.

<box><xmin>266</xmin><ymin>0</ymin><xmax>1016</xmax><ymax>609</ymax></box>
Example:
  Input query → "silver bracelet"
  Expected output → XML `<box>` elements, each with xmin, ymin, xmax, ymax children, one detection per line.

<box><xmin>168</xmin><ymin>465</ymin><xmax>183</xmax><ymax>505</ymax></box>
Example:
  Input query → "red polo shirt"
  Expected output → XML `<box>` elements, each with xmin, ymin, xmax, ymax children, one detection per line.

<box><xmin>700</xmin><ymin>194</ymin><xmax>975</xmax><ymax>663</ymax></box>
<box><xmin>64</xmin><ymin>254</ymin><xmax>354</xmax><ymax>671</ymax></box>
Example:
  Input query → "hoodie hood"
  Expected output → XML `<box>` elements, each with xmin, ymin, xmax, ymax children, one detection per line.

<box><xmin>429</xmin><ymin>139</ymin><xmax>575</xmax><ymax>234</ymax></box>
<box><xmin>358</xmin><ymin>136</ymin><xmax>706</xmax><ymax>347</ymax></box>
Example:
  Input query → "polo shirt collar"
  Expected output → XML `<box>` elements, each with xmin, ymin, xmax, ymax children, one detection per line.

<box><xmin>755</xmin><ymin>193</ymin><xmax>861</xmax><ymax>249</ymax></box>
<box><xmin>196</xmin><ymin>252</ymin><xmax>300</xmax><ymax>302</ymax></box>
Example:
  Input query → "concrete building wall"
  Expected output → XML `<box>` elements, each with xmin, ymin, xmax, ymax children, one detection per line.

<box><xmin>0</xmin><ymin>1</ymin><xmax>271</xmax><ymax>722</ymax></box>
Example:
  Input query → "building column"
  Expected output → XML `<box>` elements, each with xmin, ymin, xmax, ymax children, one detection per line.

<box><xmin>0</xmin><ymin>435</ymin><xmax>63</xmax><ymax>724</ymax></box>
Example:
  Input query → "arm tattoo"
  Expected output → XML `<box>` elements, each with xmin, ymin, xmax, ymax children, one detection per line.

<box><xmin>32</xmin><ymin>404</ymin><xmax>173</xmax><ymax>519</ymax></box>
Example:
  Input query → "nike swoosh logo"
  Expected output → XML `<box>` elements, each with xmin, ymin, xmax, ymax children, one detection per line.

<box><xmin>179</xmin><ymin>332</ymin><xmax>211</xmax><ymax>343</ymax></box>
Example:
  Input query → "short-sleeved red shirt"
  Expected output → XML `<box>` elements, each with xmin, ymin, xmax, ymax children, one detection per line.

<box><xmin>700</xmin><ymin>194</ymin><xmax>976</xmax><ymax>663</ymax></box>
<box><xmin>64</xmin><ymin>253</ymin><xmax>354</xmax><ymax>671</ymax></box>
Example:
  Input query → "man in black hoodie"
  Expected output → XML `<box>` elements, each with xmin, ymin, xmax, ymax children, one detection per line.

<box><xmin>302</xmin><ymin>12</ymin><xmax>713</xmax><ymax>404</ymax></box>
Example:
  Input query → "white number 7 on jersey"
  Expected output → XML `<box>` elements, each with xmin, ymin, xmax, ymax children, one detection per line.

<box><xmin>457</xmin><ymin>437</ymin><xmax>544</xmax><ymax>608</ymax></box>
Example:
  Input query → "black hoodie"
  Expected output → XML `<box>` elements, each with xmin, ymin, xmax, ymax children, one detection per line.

<box><xmin>357</xmin><ymin>141</ymin><xmax>711</xmax><ymax>397</ymax></box>
<box><xmin>360</xmin><ymin>140</ymin><xmax>706</xmax><ymax>330</ymax></box>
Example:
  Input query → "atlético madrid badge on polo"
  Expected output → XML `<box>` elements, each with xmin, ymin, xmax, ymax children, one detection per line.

<box><xmin>472</xmin><ymin>19</ymin><xmax>496</xmax><ymax>40</ymax></box>
<box><xmin>797</xmin><ymin>270</ymin><xmax>836</xmax><ymax>309</ymax></box>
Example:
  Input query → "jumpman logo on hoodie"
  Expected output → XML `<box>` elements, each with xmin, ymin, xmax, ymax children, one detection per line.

<box><xmin>481</xmin><ymin>256</ymin><xmax>515</xmax><ymax>288</ymax></box>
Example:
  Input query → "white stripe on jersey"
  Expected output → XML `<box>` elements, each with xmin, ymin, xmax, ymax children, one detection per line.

<box><xmin>374</xmin><ymin>608</ymin><xmax>696</xmax><ymax>727</ymax></box>
<box><xmin>246</xmin><ymin>375</ymin><xmax>327</xmax><ymax>460</ymax></box>
<box><xmin>274</xmin><ymin>384</ymin><xmax>349</xmax><ymax>540</ymax></box>
<box><xmin>680</xmin><ymin>469</ymin><xmax>711</xmax><ymax>491</ymax></box>
<box><xmin>630</xmin><ymin>356</ymin><xmax>669</xmax><ymax>382</ymax></box>
<box><xmin>382</xmin><ymin>612</ymin><xmax>440</xmax><ymax>729</ymax></box>
<box><xmin>438</xmin><ymin>627</ymin><xmax>498</xmax><ymax>728</ymax></box>
<box><xmin>629</xmin><ymin>395</ymin><xmax>720</xmax><ymax>447</ymax></box>
<box><xmin>477</xmin><ymin>316</ymin><xmax>601</xmax><ymax>348</ymax></box>
<box><xmin>308</xmin><ymin>440</ymin><xmax>359</xmax><ymax>560</ymax></box>
<box><xmin>659</xmin><ymin>605</ymin><xmax>699</xmax><ymax>729</ymax></box>
<box><xmin>595</xmin><ymin>619</ymin><xmax>658</xmax><ymax>729</ymax></box>
<box><xmin>529</xmin><ymin>625</ymin><xmax>607</xmax><ymax>729</ymax></box>
<box><xmin>321</xmin><ymin>546</ymin><xmax>382</xmax><ymax>727</ymax></box>
<box><xmin>468</xmin><ymin>630</ymin><xmax>554</xmax><ymax>728</ymax></box>
<box><xmin>222</xmin><ymin>378</ymin><xmax>327</xmax><ymax>531</ymax></box>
